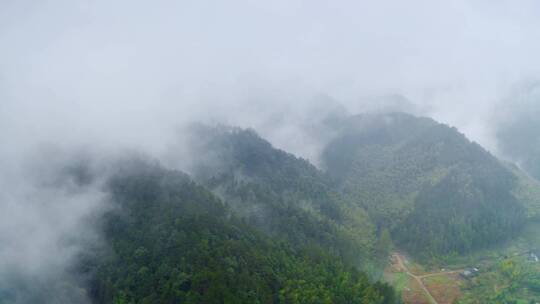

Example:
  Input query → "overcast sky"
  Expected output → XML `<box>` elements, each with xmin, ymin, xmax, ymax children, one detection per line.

<box><xmin>2</xmin><ymin>0</ymin><xmax>540</xmax><ymax>158</ymax></box>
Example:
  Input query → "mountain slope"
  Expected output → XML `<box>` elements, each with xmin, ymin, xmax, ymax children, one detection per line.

<box><xmin>182</xmin><ymin>125</ymin><xmax>378</xmax><ymax>267</ymax></box>
<box><xmin>85</xmin><ymin>157</ymin><xmax>397</xmax><ymax>304</ymax></box>
<box><xmin>322</xmin><ymin>112</ymin><xmax>530</xmax><ymax>258</ymax></box>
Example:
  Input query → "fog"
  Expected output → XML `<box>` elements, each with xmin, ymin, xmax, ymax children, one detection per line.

<box><xmin>3</xmin><ymin>0</ymin><xmax>540</xmax><ymax>155</ymax></box>
<box><xmin>2</xmin><ymin>0</ymin><xmax>540</xmax><ymax>301</ymax></box>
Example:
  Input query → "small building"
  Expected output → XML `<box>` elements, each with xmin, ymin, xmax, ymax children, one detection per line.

<box><xmin>460</xmin><ymin>268</ymin><xmax>478</xmax><ymax>279</ymax></box>
<box><xmin>529</xmin><ymin>252</ymin><xmax>539</xmax><ymax>263</ymax></box>
<box><xmin>460</xmin><ymin>270</ymin><xmax>473</xmax><ymax>278</ymax></box>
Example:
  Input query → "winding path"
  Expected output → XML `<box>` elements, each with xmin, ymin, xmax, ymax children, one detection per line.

<box><xmin>393</xmin><ymin>254</ymin><xmax>464</xmax><ymax>304</ymax></box>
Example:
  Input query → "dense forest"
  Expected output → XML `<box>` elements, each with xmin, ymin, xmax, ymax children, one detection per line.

<box><xmin>80</xmin><ymin>113</ymin><xmax>540</xmax><ymax>302</ymax></box>
<box><xmin>183</xmin><ymin>125</ymin><xmax>378</xmax><ymax>268</ymax></box>
<box><xmin>81</xmin><ymin>156</ymin><xmax>398</xmax><ymax>303</ymax></box>
<box><xmin>9</xmin><ymin>112</ymin><xmax>540</xmax><ymax>303</ymax></box>
<box><xmin>322</xmin><ymin>112</ymin><xmax>537</xmax><ymax>259</ymax></box>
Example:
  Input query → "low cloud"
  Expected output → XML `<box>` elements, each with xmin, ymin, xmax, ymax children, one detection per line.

<box><xmin>2</xmin><ymin>0</ymin><xmax>540</xmax><ymax>300</ymax></box>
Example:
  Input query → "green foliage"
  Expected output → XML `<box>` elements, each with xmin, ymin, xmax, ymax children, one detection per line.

<box><xmin>458</xmin><ymin>258</ymin><xmax>540</xmax><ymax>304</ymax></box>
<box><xmin>375</xmin><ymin>229</ymin><xmax>393</xmax><ymax>262</ymax></box>
<box><xmin>507</xmin><ymin>163</ymin><xmax>540</xmax><ymax>219</ymax></box>
<box><xmin>395</xmin><ymin>167</ymin><xmax>525</xmax><ymax>258</ymax></box>
<box><xmin>186</xmin><ymin>125</ymin><xmax>377</xmax><ymax>267</ymax></box>
<box><xmin>88</xmin><ymin>158</ymin><xmax>398</xmax><ymax>303</ymax></box>
<box><xmin>322</xmin><ymin>113</ymin><xmax>528</xmax><ymax>258</ymax></box>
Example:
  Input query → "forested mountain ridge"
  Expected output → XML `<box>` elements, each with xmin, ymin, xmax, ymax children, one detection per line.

<box><xmin>322</xmin><ymin>112</ymin><xmax>537</xmax><ymax>259</ymax></box>
<box><xmin>83</xmin><ymin>156</ymin><xmax>398</xmax><ymax>304</ymax></box>
<box><xmin>19</xmin><ymin>113</ymin><xmax>540</xmax><ymax>303</ymax></box>
<box><xmin>182</xmin><ymin>125</ymin><xmax>378</xmax><ymax>268</ymax></box>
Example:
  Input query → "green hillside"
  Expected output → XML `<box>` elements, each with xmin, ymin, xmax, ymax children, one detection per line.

<box><xmin>184</xmin><ymin>125</ymin><xmax>378</xmax><ymax>268</ymax></box>
<box><xmin>83</xmin><ymin>157</ymin><xmax>398</xmax><ymax>304</ymax></box>
<box><xmin>322</xmin><ymin>112</ymin><xmax>530</xmax><ymax>259</ymax></box>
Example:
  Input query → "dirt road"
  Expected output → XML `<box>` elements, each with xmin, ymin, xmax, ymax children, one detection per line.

<box><xmin>393</xmin><ymin>253</ymin><xmax>464</xmax><ymax>304</ymax></box>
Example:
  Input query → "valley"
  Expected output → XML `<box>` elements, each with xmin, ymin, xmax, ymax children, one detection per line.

<box><xmin>386</xmin><ymin>222</ymin><xmax>540</xmax><ymax>303</ymax></box>
<box><xmin>389</xmin><ymin>253</ymin><xmax>463</xmax><ymax>304</ymax></box>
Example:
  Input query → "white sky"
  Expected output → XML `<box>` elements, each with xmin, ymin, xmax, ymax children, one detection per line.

<box><xmin>1</xmin><ymin>0</ymin><xmax>540</xmax><ymax>156</ymax></box>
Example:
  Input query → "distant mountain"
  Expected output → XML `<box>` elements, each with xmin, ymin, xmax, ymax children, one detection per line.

<box><xmin>322</xmin><ymin>112</ymin><xmax>535</xmax><ymax>258</ymax></box>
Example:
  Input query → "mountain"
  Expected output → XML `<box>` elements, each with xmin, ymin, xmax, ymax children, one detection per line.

<box><xmin>181</xmin><ymin>125</ymin><xmax>379</xmax><ymax>268</ymax></box>
<box><xmin>322</xmin><ymin>112</ymin><xmax>534</xmax><ymax>259</ymax></box>
<box><xmin>24</xmin><ymin>112</ymin><xmax>540</xmax><ymax>302</ymax></box>
<box><xmin>79</xmin><ymin>156</ymin><xmax>398</xmax><ymax>303</ymax></box>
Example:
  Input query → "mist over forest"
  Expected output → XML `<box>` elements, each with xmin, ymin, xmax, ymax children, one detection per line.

<box><xmin>2</xmin><ymin>1</ymin><xmax>540</xmax><ymax>303</ymax></box>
